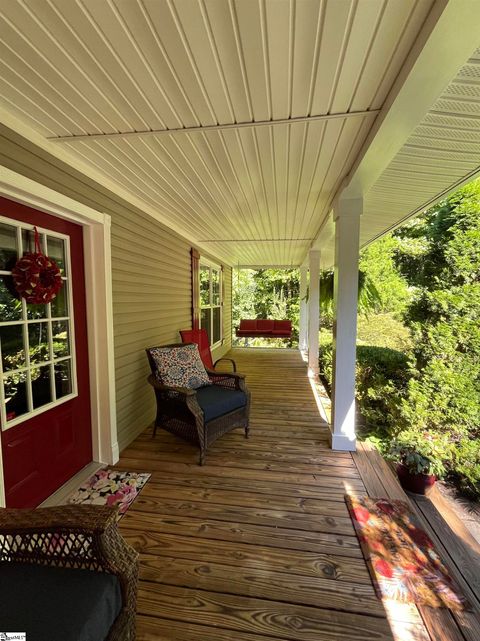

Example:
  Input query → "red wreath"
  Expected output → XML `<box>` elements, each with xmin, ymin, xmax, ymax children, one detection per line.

<box><xmin>12</xmin><ymin>227</ymin><xmax>63</xmax><ymax>304</ymax></box>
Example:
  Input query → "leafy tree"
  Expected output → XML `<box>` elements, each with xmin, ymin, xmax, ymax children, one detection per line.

<box><xmin>393</xmin><ymin>180</ymin><xmax>480</xmax><ymax>497</ymax></box>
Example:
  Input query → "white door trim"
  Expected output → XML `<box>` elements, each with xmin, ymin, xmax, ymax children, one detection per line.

<box><xmin>0</xmin><ymin>165</ymin><xmax>118</xmax><ymax>507</ymax></box>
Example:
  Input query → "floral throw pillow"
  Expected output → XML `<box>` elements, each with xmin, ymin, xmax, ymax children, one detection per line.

<box><xmin>150</xmin><ymin>344</ymin><xmax>211</xmax><ymax>389</ymax></box>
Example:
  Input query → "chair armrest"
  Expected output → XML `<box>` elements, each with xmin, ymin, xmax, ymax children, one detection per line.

<box><xmin>147</xmin><ymin>374</ymin><xmax>196</xmax><ymax>397</ymax></box>
<box><xmin>207</xmin><ymin>370</ymin><xmax>247</xmax><ymax>391</ymax></box>
<box><xmin>213</xmin><ymin>357</ymin><xmax>237</xmax><ymax>372</ymax></box>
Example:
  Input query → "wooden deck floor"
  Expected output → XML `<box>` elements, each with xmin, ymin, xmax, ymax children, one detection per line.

<box><xmin>117</xmin><ymin>348</ymin><xmax>480</xmax><ymax>641</ymax></box>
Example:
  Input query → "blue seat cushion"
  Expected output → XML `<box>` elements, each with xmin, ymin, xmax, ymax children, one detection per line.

<box><xmin>196</xmin><ymin>385</ymin><xmax>247</xmax><ymax>422</ymax></box>
<box><xmin>0</xmin><ymin>562</ymin><xmax>122</xmax><ymax>641</ymax></box>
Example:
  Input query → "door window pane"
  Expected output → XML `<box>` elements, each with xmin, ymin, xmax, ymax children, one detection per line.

<box><xmin>0</xmin><ymin>278</ymin><xmax>22</xmax><ymax>321</ymax></box>
<box><xmin>31</xmin><ymin>365</ymin><xmax>52</xmax><ymax>409</ymax></box>
<box><xmin>4</xmin><ymin>371</ymin><xmax>28</xmax><ymax>421</ymax></box>
<box><xmin>52</xmin><ymin>320</ymin><xmax>70</xmax><ymax>358</ymax></box>
<box><xmin>55</xmin><ymin>360</ymin><xmax>72</xmax><ymax>399</ymax></box>
<box><xmin>0</xmin><ymin>223</ymin><xmax>17</xmax><ymax>270</ymax></box>
<box><xmin>51</xmin><ymin>283</ymin><xmax>67</xmax><ymax>318</ymax></box>
<box><xmin>28</xmin><ymin>323</ymin><xmax>50</xmax><ymax>364</ymax></box>
<box><xmin>0</xmin><ymin>325</ymin><xmax>25</xmax><ymax>372</ymax></box>
<box><xmin>26</xmin><ymin>303</ymin><xmax>48</xmax><ymax>320</ymax></box>
<box><xmin>46</xmin><ymin>236</ymin><xmax>66</xmax><ymax>275</ymax></box>
<box><xmin>213</xmin><ymin>307</ymin><xmax>221</xmax><ymax>344</ymax></box>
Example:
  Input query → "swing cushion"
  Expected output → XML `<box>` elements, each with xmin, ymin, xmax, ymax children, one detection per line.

<box><xmin>236</xmin><ymin>319</ymin><xmax>292</xmax><ymax>338</ymax></box>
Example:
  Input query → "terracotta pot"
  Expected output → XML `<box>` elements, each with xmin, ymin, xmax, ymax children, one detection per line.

<box><xmin>396</xmin><ymin>463</ymin><xmax>436</xmax><ymax>495</ymax></box>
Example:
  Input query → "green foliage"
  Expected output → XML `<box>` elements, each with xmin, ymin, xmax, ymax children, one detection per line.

<box><xmin>386</xmin><ymin>430</ymin><xmax>453</xmax><ymax>477</ymax></box>
<box><xmin>359</xmin><ymin>234</ymin><xmax>411</xmax><ymax>316</ymax></box>
<box><xmin>318</xmin><ymin>270</ymin><xmax>382</xmax><ymax>320</ymax></box>
<box><xmin>357</xmin><ymin>313</ymin><xmax>412</xmax><ymax>352</ymax></box>
<box><xmin>318</xmin><ymin>342</ymin><xmax>410</xmax><ymax>439</ymax></box>
<box><xmin>391</xmin><ymin>181</ymin><xmax>480</xmax><ymax>496</ymax></box>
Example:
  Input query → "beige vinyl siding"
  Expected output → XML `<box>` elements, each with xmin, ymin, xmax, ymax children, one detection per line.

<box><xmin>0</xmin><ymin>126</ymin><xmax>232</xmax><ymax>451</ymax></box>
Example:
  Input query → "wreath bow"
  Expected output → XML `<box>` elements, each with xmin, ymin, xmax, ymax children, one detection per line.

<box><xmin>12</xmin><ymin>227</ymin><xmax>63</xmax><ymax>304</ymax></box>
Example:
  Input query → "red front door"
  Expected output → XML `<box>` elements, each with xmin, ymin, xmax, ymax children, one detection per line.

<box><xmin>0</xmin><ymin>197</ymin><xmax>92</xmax><ymax>507</ymax></box>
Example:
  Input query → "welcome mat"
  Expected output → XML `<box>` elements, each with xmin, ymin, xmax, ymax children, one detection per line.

<box><xmin>345</xmin><ymin>494</ymin><xmax>469</xmax><ymax>610</ymax></box>
<box><xmin>67</xmin><ymin>468</ymin><xmax>151</xmax><ymax>520</ymax></box>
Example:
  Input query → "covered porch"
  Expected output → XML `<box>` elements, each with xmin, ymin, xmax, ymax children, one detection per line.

<box><xmin>117</xmin><ymin>348</ymin><xmax>480</xmax><ymax>641</ymax></box>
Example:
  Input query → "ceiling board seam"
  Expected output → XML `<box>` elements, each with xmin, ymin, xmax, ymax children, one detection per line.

<box><xmin>369</xmin><ymin>0</ymin><xmax>418</xmax><ymax>109</ymax></box>
<box><xmin>166</xmin><ymin>0</ymin><xmax>218</xmax><ymax>125</ymax></box>
<box><xmin>0</xmin><ymin>92</ymin><xmax>58</xmax><ymax>138</ymax></box>
<box><xmin>169</xmin><ymin>133</ymin><xmax>247</xmax><ymax>239</ymax></box>
<box><xmin>198</xmin><ymin>0</ymin><xmax>236</xmax><ymax>123</ymax></box>
<box><xmin>234</xmin><ymin>128</ymin><xmax>266</xmax><ymax>242</ymax></box>
<box><xmin>228</xmin><ymin>0</ymin><xmax>254</xmax><ymax>122</ymax></box>
<box><xmin>347</xmin><ymin>0</ymin><xmax>388</xmax><ymax>111</ymax></box>
<box><xmin>268</xmin><ymin>126</ymin><xmax>279</xmax><ymax>238</ymax></box>
<box><xmin>287</xmin><ymin>0</ymin><xmax>295</xmax><ymax>118</ymax></box>
<box><xmin>46</xmin><ymin>110</ymin><xmax>380</xmax><ymax>142</ymax></box>
<box><xmin>145</xmin><ymin>135</ymin><xmax>231</xmax><ymax>237</ymax></box>
<box><xmin>197</xmin><ymin>131</ymin><xmax>255</xmax><ymax>239</ymax></box>
<box><xmin>46</xmin><ymin>0</ymin><xmax>139</xmax><ymax>131</ymax></box>
<box><xmin>301</xmin><ymin>118</ymin><xmax>348</xmax><ymax>239</ymax></box>
<box><xmin>259</xmin><ymin>0</ymin><xmax>273</xmax><ymax>121</ymax></box>
<box><xmin>1</xmin><ymin>4</ymin><xmax>109</xmax><ymax>134</ymax></box>
<box><xmin>76</xmin><ymin>0</ymin><xmax>162</xmax><ymax>128</ymax></box>
<box><xmin>217</xmin><ymin>130</ymin><xmax>258</xmax><ymax>241</ymax></box>
<box><xmin>69</xmin><ymin>140</ymin><xmax>207</xmax><ymax>236</ymax></box>
<box><xmin>306</xmin><ymin>0</ymin><xmax>326</xmax><ymax>116</ymax></box>
<box><xmin>126</xmin><ymin>136</ymin><xmax>224</xmax><ymax>236</ymax></box>
<box><xmin>107</xmin><ymin>0</ymin><xmax>182</xmax><ymax>129</ymax></box>
<box><xmin>326</xmin><ymin>0</ymin><xmax>357</xmax><ymax>114</ymax></box>
<box><xmin>0</xmin><ymin>37</ymin><xmax>90</xmax><ymax>136</ymax></box>
<box><xmin>0</xmin><ymin>64</ymin><xmax>74</xmax><ymax>137</ymax></box>
<box><xmin>75</xmin><ymin>138</ymin><xmax>209</xmax><ymax>235</ymax></box>
<box><xmin>429</xmin><ymin>110</ymin><xmax>480</xmax><ymax>121</ymax></box>
<box><xmin>251</xmin><ymin>127</ymin><xmax>273</xmax><ymax>239</ymax></box>
<box><xmin>136</xmin><ymin>0</ymin><xmax>200</xmax><ymax>126</ymax></box>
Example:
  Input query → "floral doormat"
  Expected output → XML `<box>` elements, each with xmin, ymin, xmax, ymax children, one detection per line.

<box><xmin>67</xmin><ymin>469</ymin><xmax>151</xmax><ymax>520</ymax></box>
<box><xmin>345</xmin><ymin>495</ymin><xmax>470</xmax><ymax>610</ymax></box>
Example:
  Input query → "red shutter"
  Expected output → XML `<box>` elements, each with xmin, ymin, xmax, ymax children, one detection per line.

<box><xmin>191</xmin><ymin>248</ymin><xmax>200</xmax><ymax>330</ymax></box>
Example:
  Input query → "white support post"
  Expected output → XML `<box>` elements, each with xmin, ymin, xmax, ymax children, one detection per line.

<box><xmin>307</xmin><ymin>250</ymin><xmax>320</xmax><ymax>377</ymax></box>
<box><xmin>331</xmin><ymin>197</ymin><xmax>363</xmax><ymax>451</ymax></box>
<box><xmin>299</xmin><ymin>264</ymin><xmax>308</xmax><ymax>352</ymax></box>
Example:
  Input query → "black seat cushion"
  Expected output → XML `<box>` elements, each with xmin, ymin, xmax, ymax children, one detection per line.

<box><xmin>0</xmin><ymin>562</ymin><xmax>122</xmax><ymax>641</ymax></box>
<box><xmin>196</xmin><ymin>385</ymin><xmax>246</xmax><ymax>422</ymax></box>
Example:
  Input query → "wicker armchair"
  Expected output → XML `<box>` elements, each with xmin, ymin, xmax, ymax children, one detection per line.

<box><xmin>0</xmin><ymin>504</ymin><xmax>138</xmax><ymax>641</ymax></box>
<box><xmin>146</xmin><ymin>343</ymin><xmax>251</xmax><ymax>465</ymax></box>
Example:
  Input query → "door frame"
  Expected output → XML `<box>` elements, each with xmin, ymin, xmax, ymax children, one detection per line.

<box><xmin>0</xmin><ymin>165</ymin><xmax>118</xmax><ymax>507</ymax></box>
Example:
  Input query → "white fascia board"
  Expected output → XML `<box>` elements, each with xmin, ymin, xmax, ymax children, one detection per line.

<box><xmin>344</xmin><ymin>0</ymin><xmax>480</xmax><ymax>198</ymax></box>
<box><xmin>0</xmin><ymin>107</ymin><xmax>233</xmax><ymax>267</ymax></box>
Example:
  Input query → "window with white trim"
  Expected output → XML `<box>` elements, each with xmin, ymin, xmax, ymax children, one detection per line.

<box><xmin>199</xmin><ymin>262</ymin><xmax>222</xmax><ymax>348</ymax></box>
<box><xmin>0</xmin><ymin>218</ymin><xmax>77</xmax><ymax>430</ymax></box>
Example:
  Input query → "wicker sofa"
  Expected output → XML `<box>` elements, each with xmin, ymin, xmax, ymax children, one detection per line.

<box><xmin>0</xmin><ymin>505</ymin><xmax>138</xmax><ymax>641</ymax></box>
<box><xmin>146</xmin><ymin>343</ymin><xmax>251</xmax><ymax>464</ymax></box>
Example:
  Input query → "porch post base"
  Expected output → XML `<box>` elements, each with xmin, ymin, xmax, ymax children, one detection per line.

<box><xmin>330</xmin><ymin>430</ymin><xmax>356</xmax><ymax>452</ymax></box>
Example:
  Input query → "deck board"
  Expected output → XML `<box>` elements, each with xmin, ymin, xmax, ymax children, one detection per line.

<box><xmin>116</xmin><ymin>348</ymin><xmax>469</xmax><ymax>641</ymax></box>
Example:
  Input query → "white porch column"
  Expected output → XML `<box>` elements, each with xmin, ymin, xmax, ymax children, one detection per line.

<box><xmin>331</xmin><ymin>196</ymin><xmax>362</xmax><ymax>451</ymax></box>
<box><xmin>299</xmin><ymin>264</ymin><xmax>308</xmax><ymax>352</ymax></box>
<box><xmin>307</xmin><ymin>250</ymin><xmax>320</xmax><ymax>377</ymax></box>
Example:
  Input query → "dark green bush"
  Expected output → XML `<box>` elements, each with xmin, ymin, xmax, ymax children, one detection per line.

<box><xmin>318</xmin><ymin>343</ymin><xmax>410</xmax><ymax>439</ymax></box>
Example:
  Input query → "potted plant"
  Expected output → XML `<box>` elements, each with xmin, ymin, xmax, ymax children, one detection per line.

<box><xmin>387</xmin><ymin>431</ymin><xmax>451</xmax><ymax>495</ymax></box>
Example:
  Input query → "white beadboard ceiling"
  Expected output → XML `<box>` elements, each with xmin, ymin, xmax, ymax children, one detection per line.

<box><xmin>1</xmin><ymin>0</ymin><xmax>474</xmax><ymax>267</ymax></box>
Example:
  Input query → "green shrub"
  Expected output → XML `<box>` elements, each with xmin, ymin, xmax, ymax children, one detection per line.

<box><xmin>318</xmin><ymin>342</ymin><xmax>410</xmax><ymax>439</ymax></box>
<box><xmin>386</xmin><ymin>429</ymin><xmax>454</xmax><ymax>477</ymax></box>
